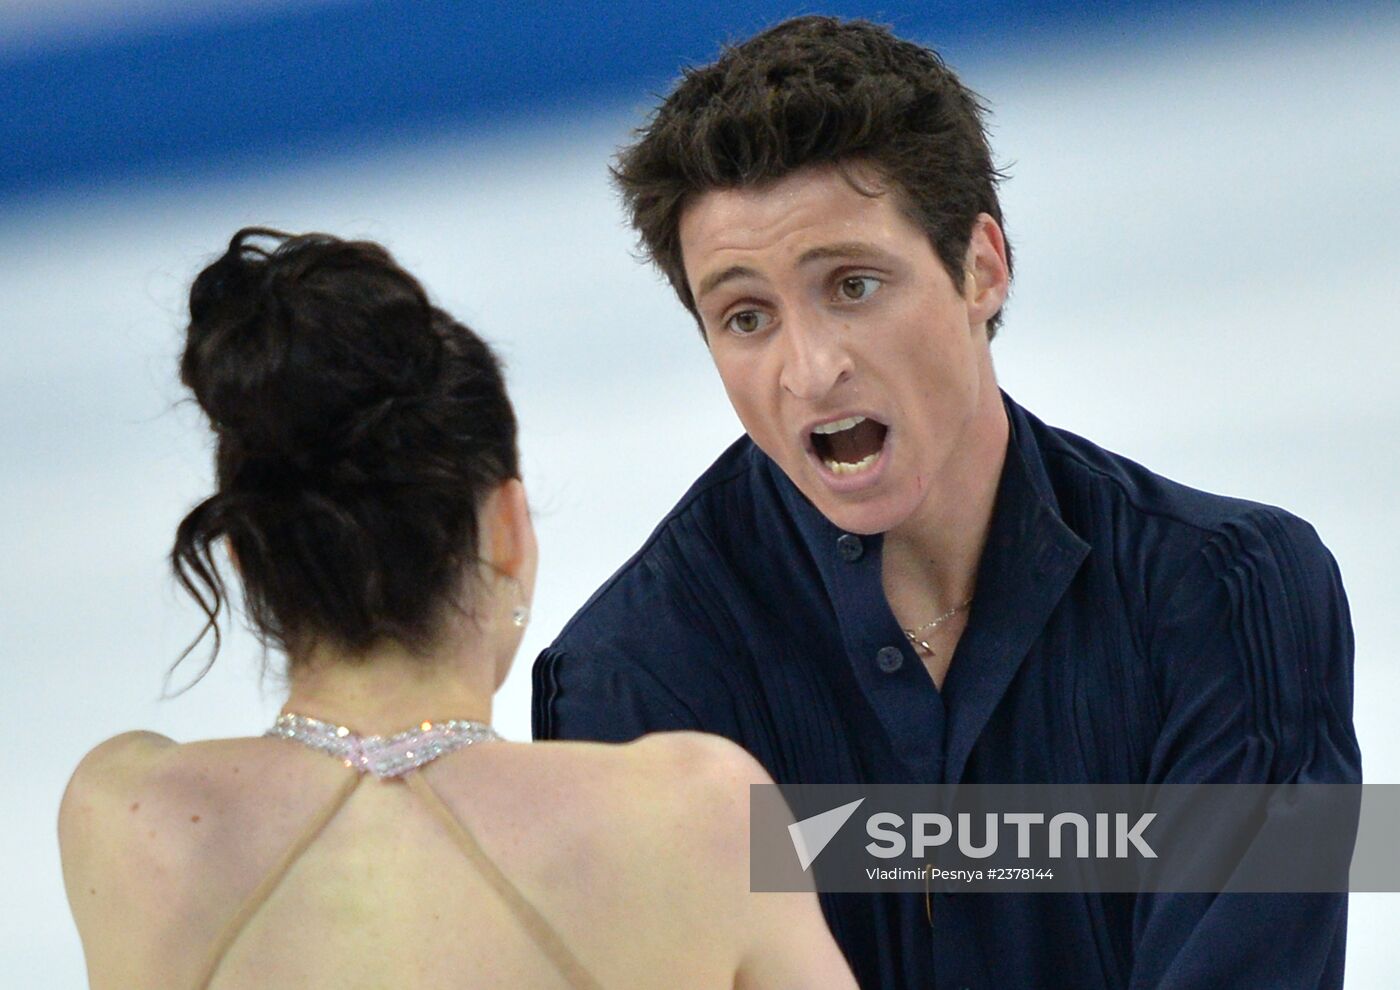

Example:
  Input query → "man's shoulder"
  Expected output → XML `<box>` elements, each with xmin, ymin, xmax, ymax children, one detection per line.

<box><xmin>551</xmin><ymin>435</ymin><xmax>770</xmax><ymax>653</ymax></box>
<box><xmin>532</xmin><ymin>436</ymin><xmax>803</xmax><ymax>741</ymax></box>
<box><xmin>1024</xmin><ymin>408</ymin><xmax>1340</xmax><ymax>629</ymax></box>
<box><xmin>1032</xmin><ymin>411</ymin><xmax>1323</xmax><ymax>556</ymax></box>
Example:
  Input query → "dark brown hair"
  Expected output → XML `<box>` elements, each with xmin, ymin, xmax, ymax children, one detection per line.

<box><xmin>613</xmin><ymin>15</ymin><xmax>1012</xmax><ymax>337</ymax></box>
<box><xmin>170</xmin><ymin>228</ymin><xmax>518</xmax><ymax>687</ymax></box>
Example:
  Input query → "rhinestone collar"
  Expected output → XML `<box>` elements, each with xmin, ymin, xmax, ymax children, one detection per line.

<box><xmin>265</xmin><ymin>712</ymin><xmax>502</xmax><ymax>778</ymax></box>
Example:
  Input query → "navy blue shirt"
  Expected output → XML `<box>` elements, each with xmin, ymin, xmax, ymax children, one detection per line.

<box><xmin>533</xmin><ymin>394</ymin><xmax>1360</xmax><ymax>989</ymax></box>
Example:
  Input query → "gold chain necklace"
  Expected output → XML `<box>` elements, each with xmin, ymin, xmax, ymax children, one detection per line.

<box><xmin>902</xmin><ymin>597</ymin><xmax>973</xmax><ymax>656</ymax></box>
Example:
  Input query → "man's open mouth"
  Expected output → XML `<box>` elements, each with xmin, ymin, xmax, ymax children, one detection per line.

<box><xmin>811</xmin><ymin>415</ymin><xmax>889</xmax><ymax>475</ymax></box>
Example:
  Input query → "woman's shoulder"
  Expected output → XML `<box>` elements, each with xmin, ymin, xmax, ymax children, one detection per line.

<box><xmin>68</xmin><ymin>728</ymin><xmax>177</xmax><ymax>771</ymax></box>
<box><xmin>61</xmin><ymin>731</ymin><xmax>280</xmax><ymax>817</ymax></box>
<box><xmin>625</xmin><ymin>730</ymin><xmax>775</xmax><ymax>810</ymax></box>
<box><xmin>59</xmin><ymin>730</ymin><xmax>195</xmax><ymax>971</ymax></box>
<box><xmin>520</xmin><ymin>730</ymin><xmax>772</xmax><ymax>807</ymax></box>
<box><xmin>623</xmin><ymin>731</ymin><xmax>774</xmax><ymax>861</ymax></box>
<box><xmin>59</xmin><ymin>731</ymin><xmax>302</xmax><ymax>881</ymax></box>
<box><xmin>499</xmin><ymin>732</ymin><xmax>773</xmax><ymax>877</ymax></box>
<box><xmin>60</xmin><ymin>730</ymin><xmax>177</xmax><ymax>831</ymax></box>
<box><xmin>480</xmin><ymin>733</ymin><xmax>772</xmax><ymax>956</ymax></box>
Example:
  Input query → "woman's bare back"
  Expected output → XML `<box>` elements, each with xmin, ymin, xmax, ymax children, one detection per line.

<box><xmin>60</xmin><ymin>729</ymin><xmax>854</xmax><ymax>989</ymax></box>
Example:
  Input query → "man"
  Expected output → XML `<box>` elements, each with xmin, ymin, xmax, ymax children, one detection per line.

<box><xmin>532</xmin><ymin>16</ymin><xmax>1359</xmax><ymax>989</ymax></box>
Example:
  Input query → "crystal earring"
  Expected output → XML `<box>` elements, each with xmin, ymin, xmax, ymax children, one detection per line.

<box><xmin>511</xmin><ymin>604</ymin><xmax>529</xmax><ymax>628</ymax></box>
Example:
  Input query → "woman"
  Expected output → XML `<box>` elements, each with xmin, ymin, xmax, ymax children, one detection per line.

<box><xmin>58</xmin><ymin>229</ymin><xmax>857</xmax><ymax>989</ymax></box>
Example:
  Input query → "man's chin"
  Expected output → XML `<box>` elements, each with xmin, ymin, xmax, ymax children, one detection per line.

<box><xmin>804</xmin><ymin>487</ymin><xmax>912</xmax><ymax>538</ymax></box>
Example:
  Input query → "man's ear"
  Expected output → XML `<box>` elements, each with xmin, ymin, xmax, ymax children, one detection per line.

<box><xmin>479</xmin><ymin>478</ymin><xmax>534</xmax><ymax>581</ymax></box>
<box><xmin>963</xmin><ymin>213</ymin><xmax>1010</xmax><ymax>327</ymax></box>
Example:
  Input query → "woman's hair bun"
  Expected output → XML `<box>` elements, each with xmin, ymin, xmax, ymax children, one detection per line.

<box><xmin>170</xmin><ymin>228</ymin><xmax>519</xmax><ymax>691</ymax></box>
<box><xmin>182</xmin><ymin>227</ymin><xmax>444</xmax><ymax>463</ymax></box>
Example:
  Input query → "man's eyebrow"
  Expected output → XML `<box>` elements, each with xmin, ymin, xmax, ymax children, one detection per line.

<box><xmin>695</xmin><ymin>242</ymin><xmax>889</xmax><ymax>302</ymax></box>
<box><xmin>696</xmin><ymin>264</ymin><xmax>759</xmax><ymax>302</ymax></box>
<box><xmin>796</xmin><ymin>241</ymin><xmax>887</xmax><ymax>266</ymax></box>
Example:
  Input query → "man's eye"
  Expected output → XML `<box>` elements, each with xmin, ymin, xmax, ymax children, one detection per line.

<box><xmin>838</xmin><ymin>276</ymin><xmax>882</xmax><ymax>301</ymax></box>
<box><xmin>726</xmin><ymin>310</ymin><xmax>771</xmax><ymax>335</ymax></box>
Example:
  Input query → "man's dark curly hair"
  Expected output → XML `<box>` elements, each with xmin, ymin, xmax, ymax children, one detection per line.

<box><xmin>613</xmin><ymin>15</ymin><xmax>1012</xmax><ymax>338</ymax></box>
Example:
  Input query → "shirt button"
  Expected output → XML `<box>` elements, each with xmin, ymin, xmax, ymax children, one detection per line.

<box><xmin>875</xmin><ymin>646</ymin><xmax>904</xmax><ymax>673</ymax></box>
<box><xmin>836</xmin><ymin>533</ymin><xmax>863</xmax><ymax>562</ymax></box>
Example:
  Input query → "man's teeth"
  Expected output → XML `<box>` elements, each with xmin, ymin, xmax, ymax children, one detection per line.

<box><xmin>824</xmin><ymin>452</ymin><xmax>879</xmax><ymax>475</ymax></box>
<box><xmin>813</xmin><ymin>415</ymin><xmax>866</xmax><ymax>436</ymax></box>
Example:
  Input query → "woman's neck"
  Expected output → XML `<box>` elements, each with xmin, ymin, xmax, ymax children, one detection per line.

<box><xmin>280</xmin><ymin>638</ymin><xmax>497</xmax><ymax>737</ymax></box>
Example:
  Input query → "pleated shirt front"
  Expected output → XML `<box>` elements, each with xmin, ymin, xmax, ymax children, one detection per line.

<box><xmin>532</xmin><ymin>393</ymin><xmax>1360</xmax><ymax>990</ymax></box>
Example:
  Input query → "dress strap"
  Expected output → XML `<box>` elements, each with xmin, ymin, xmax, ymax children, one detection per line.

<box><xmin>193</xmin><ymin>771</ymin><xmax>363</xmax><ymax>990</ymax></box>
<box><xmin>403</xmin><ymin>772</ymin><xmax>606</xmax><ymax>990</ymax></box>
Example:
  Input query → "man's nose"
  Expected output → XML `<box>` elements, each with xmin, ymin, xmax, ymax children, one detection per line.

<box><xmin>778</xmin><ymin>314</ymin><xmax>852</xmax><ymax>400</ymax></box>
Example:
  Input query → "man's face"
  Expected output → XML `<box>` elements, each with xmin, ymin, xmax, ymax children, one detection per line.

<box><xmin>679</xmin><ymin>165</ymin><xmax>1007</xmax><ymax>536</ymax></box>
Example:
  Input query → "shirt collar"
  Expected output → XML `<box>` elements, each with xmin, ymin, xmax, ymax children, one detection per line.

<box><xmin>765</xmin><ymin>391</ymin><xmax>1090</xmax><ymax>782</ymax></box>
<box><xmin>940</xmin><ymin>394</ymin><xmax>1090</xmax><ymax>782</ymax></box>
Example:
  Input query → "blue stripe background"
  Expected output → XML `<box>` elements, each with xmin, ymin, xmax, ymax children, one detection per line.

<box><xmin>0</xmin><ymin>0</ymin><xmax>1328</xmax><ymax>202</ymax></box>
